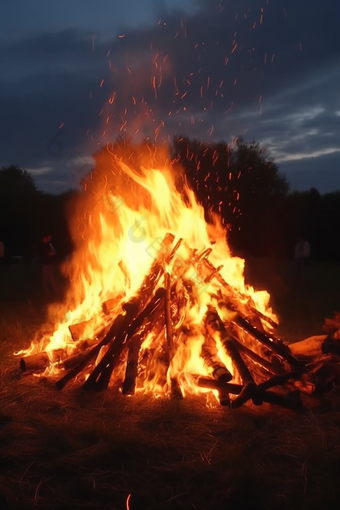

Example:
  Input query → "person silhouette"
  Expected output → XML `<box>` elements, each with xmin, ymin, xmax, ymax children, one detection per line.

<box><xmin>294</xmin><ymin>236</ymin><xmax>311</xmax><ymax>284</ymax></box>
<box><xmin>38</xmin><ymin>233</ymin><xmax>60</xmax><ymax>295</ymax></box>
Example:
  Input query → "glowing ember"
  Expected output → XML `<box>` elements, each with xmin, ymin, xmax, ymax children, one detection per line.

<box><xmin>16</xmin><ymin>148</ymin><xmax>279</xmax><ymax>404</ymax></box>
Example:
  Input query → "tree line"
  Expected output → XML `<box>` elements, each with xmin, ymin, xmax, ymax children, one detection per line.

<box><xmin>1</xmin><ymin>137</ymin><xmax>339</xmax><ymax>262</ymax></box>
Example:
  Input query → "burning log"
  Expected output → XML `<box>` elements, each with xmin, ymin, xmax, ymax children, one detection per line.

<box><xmin>102</xmin><ymin>298</ymin><xmax>118</xmax><ymax>316</ymax></box>
<box><xmin>69</xmin><ymin>319</ymin><xmax>97</xmax><ymax>342</ymax></box>
<box><xmin>55</xmin><ymin>300</ymin><xmax>140</xmax><ymax>390</ymax></box>
<box><xmin>233</xmin><ymin>315</ymin><xmax>303</xmax><ymax>368</ymax></box>
<box><xmin>200</xmin><ymin>257</ymin><xmax>278</xmax><ymax>328</ymax></box>
<box><xmin>82</xmin><ymin>288</ymin><xmax>166</xmax><ymax>391</ymax></box>
<box><xmin>288</xmin><ymin>335</ymin><xmax>328</xmax><ymax>358</ymax></box>
<box><xmin>204</xmin><ymin>307</ymin><xmax>257</xmax><ymax>408</ymax></box>
<box><xmin>122</xmin><ymin>333</ymin><xmax>144</xmax><ymax>396</ymax></box>
<box><xmin>194</xmin><ymin>376</ymin><xmax>303</xmax><ymax>410</ymax></box>
<box><xmin>164</xmin><ymin>271</ymin><xmax>183</xmax><ymax>399</ymax></box>
<box><xmin>20</xmin><ymin>349</ymin><xmax>65</xmax><ymax>372</ymax></box>
<box><xmin>122</xmin><ymin>310</ymin><xmax>165</xmax><ymax>395</ymax></box>
<box><xmin>201</xmin><ymin>339</ymin><xmax>232</xmax><ymax>382</ymax></box>
<box><xmin>230</xmin><ymin>337</ymin><xmax>283</xmax><ymax>376</ymax></box>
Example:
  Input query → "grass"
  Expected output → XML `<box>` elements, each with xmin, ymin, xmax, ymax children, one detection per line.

<box><xmin>1</xmin><ymin>258</ymin><xmax>340</xmax><ymax>509</ymax></box>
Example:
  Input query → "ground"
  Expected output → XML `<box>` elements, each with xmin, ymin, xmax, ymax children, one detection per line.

<box><xmin>1</xmin><ymin>258</ymin><xmax>340</xmax><ymax>510</ymax></box>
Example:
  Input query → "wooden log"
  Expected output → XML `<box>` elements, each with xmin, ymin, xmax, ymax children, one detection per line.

<box><xmin>55</xmin><ymin>300</ymin><xmax>139</xmax><ymax>390</ymax></box>
<box><xmin>255</xmin><ymin>389</ymin><xmax>303</xmax><ymax>411</ymax></box>
<box><xmin>63</xmin><ymin>352</ymin><xmax>86</xmax><ymax>371</ymax></box>
<box><xmin>69</xmin><ymin>319</ymin><xmax>96</xmax><ymax>342</ymax></box>
<box><xmin>288</xmin><ymin>335</ymin><xmax>328</xmax><ymax>357</ymax></box>
<box><xmin>231</xmin><ymin>338</ymin><xmax>283</xmax><ymax>375</ymax></box>
<box><xmin>256</xmin><ymin>368</ymin><xmax>307</xmax><ymax>393</ymax></box>
<box><xmin>201</xmin><ymin>341</ymin><xmax>232</xmax><ymax>382</ymax></box>
<box><xmin>102</xmin><ymin>298</ymin><xmax>117</xmax><ymax>316</ymax></box>
<box><xmin>164</xmin><ymin>271</ymin><xmax>183</xmax><ymax>399</ymax></box>
<box><xmin>122</xmin><ymin>333</ymin><xmax>144</xmax><ymax>396</ymax></box>
<box><xmin>193</xmin><ymin>375</ymin><xmax>243</xmax><ymax>394</ymax></box>
<box><xmin>234</xmin><ymin>316</ymin><xmax>303</xmax><ymax>368</ymax></box>
<box><xmin>83</xmin><ymin>288</ymin><xmax>165</xmax><ymax>391</ymax></box>
<box><xmin>323</xmin><ymin>318</ymin><xmax>340</xmax><ymax>331</ymax></box>
<box><xmin>194</xmin><ymin>376</ymin><xmax>302</xmax><ymax>410</ymax></box>
<box><xmin>164</xmin><ymin>272</ymin><xmax>174</xmax><ymax>352</ymax></box>
<box><xmin>122</xmin><ymin>310</ymin><xmax>164</xmax><ymax>395</ymax></box>
<box><xmin>204</xmin><ymin>308</ymin><xmax>255</xmax><ymax>386</ymax></box>
<box><xmin>200</xmin><ymin>257</ymin><xmax>278</xmax><ymax>328</ymax></box>
<box><xmin>20</xmin><ymin>349</ymin><xmax>64</xmax><ymax>372</ymax></box>
<box><xmin>204</xmin><ymin>307</ymin><xmax>257</xmax><ymax>408</ymax></box>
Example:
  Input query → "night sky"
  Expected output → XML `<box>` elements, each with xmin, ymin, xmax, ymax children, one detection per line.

<box><xmin>0</xmin><ymin>0</ymin><xmax>339</xmax><ymax>194</ymax></box>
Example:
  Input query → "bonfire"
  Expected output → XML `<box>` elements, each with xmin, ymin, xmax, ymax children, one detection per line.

<box><xmin>16</xmin><ymin>148</ymin><xmax>339</xmax><ymax>409</ymax></box>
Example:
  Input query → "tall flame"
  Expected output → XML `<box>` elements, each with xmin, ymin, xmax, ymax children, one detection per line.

<box><xmin>17</xmin><ymin>151</ymin><xmax>277</xmax><ymax>401</ymax></box>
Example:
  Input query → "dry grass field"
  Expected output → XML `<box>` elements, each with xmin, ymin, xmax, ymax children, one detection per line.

<box><xmin>1</xmin><ymin>258</ymin><xmax>340</xmax><ymax>510</ymax></box>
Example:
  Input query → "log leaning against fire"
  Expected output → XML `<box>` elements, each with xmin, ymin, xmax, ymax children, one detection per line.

<box><xmin>200</xmin><ymin>338</ymin><xmax>232</xmax><ymax>406</ymax></box>
<box><xmin>232</xmin><ymin>315</ymin><xmax>304</xmax><ymax>368</ymax></box>
<box><xmin>204</xmin><ymin>307</ymin><xmax>257</xmax><ymax>408</ymax></box>
<box><xmin>200</xmin><ymin>257</ymin><xmax>279</xmax><ymax>329</ymax></box>
<box><xmin>56</xmin><ymin>232</ymin><xmax>176</xmax><ymax>390</ymax></box>
<box><xmin>164</xmin><ymin>271</ymin><xmax>183</xmax><ymax>399</ymax></box>
<box><xmin>83</xmin><ymin>287</ymin><xmax>165</xmax><ymax>391</ymax></box>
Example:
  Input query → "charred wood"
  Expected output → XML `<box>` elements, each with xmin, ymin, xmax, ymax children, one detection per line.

<box><xmin>83</xmin><ymin>288</ymin><xmax>165</xmax><ymax>391</ymax></box>
<box><xmin>200</xmin><ymin>257</ymin><xmax>278</xmax><ymax>328</ymax></box>
<box><xmin>234</xmin><ymin>316</ymin><xmax>303</xmax><ymax>368</ymax></box>
<box><xmin>55</xmin><ymin>300</ymin><xmax>139</xmax><ymax>390</ymax></box>
<box><xmin>20</xmin><ymin>349</ymin><xmax>64</xmax><ymax>372</ymax></box>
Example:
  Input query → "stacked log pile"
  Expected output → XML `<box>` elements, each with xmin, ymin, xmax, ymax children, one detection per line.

<box><xmin>19</xmin><ymin>241</ymin><xmax>340</xmax><ymax>411</ymax></box>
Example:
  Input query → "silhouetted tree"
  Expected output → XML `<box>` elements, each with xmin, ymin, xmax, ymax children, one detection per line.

<box><xmin>173</xmin><ymin>136</ymin><xmax>290</xmax><ymax>255</ymax></box>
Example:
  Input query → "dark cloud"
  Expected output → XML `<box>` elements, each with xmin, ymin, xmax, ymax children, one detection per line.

<box><xmin>0</xmin><ymin>0</ymin><xmax>339</xmax><ymax>193</ymax></box>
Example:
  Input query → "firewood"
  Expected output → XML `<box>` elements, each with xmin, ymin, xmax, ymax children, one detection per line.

<box><xmin>200</xmin><ymin>257</ymin><xmax>278</xmax><ymax>328</ymax></box>
<box><xmin>256</xmin><ymin>368</ymin><xmax>307</xmax><ymax>393</ymax></box>
<box><xmin>83</xmin><ymin>288</ymin><xmax>165</xmax><ymax>391</ymax></box>
<box><xmin>122</xmin><ymin>311</ymin><xmax>164</xmax><ymax>395</ymax></box>
<box><xmin>164</xmin><ymin>272</ymin><xmax>183</xmax><ymax>399</ymax></box>
<box><xmin>20</xmin><ymin>349</ymin><xmax>64</xmax><ymax>372</ymax></box>
<box><xmin>255</xmin><ymin>389</ymin><xmax>303</xmax><ymax>411</ymax></box>
<box><xmin>56</xmin><ymin>233</ymin><xmax>175</xmax><ymax>390</ymax></box>
<box><xmin>230</xmin><ymin>337</ymin><xmax>283</xmax><ymax>376</ymax></box>
<box><xmin>201</xmin><ymin>340</ymin><xmax>232</xmax><ymax>382</ymax></box>
<box><xmin>288</xmin><ymin>335</ymin><xmax>328</xmax><ymax>358</ymax></box>
<box><xmin>55</xmin><ymin>300</ymin><xmax>140</xmax><ymax>390</ymax></box>
<box><xmin>193</xmin><ymin>376</ymin><xmax>303</xmax><ymax>410</ymax></box>
<box><xmin>68</xmin><ymin>319</ymin><xmax>96</xmax><ymax>342</ymax></box>
<box><xmin>102</xmin><ymin>298</ymin><xmax>117</xmax><ymax>316</ymax></box>
<box><xmin>234</xmin><ymin>316</ymin><xmax>303</xmax><ymax>368</ymax></box>
<box><xmin>323</xmin><ymin>318</ymin><xmax>340</xmax><ymax>331</ymax></box>
<box><xmin>193</xmin><ymin>375</ymin><xmax>243</xmax><ymax>394</ymax></box>
<box><xmin>204</xmin><ymin>307</ymin><xmax>257</xmax><ymax>408</ymax></box>
<box><xmin>204</xmin><ymin>308</ymin><xmax>255</xmax><ymax>386</ymax></box>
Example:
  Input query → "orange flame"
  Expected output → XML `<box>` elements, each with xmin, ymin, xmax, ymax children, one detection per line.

<box><xmin>16</xmin><ymin>149</ymin><xmax>277</xmax><ymax>402</ymax></box>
